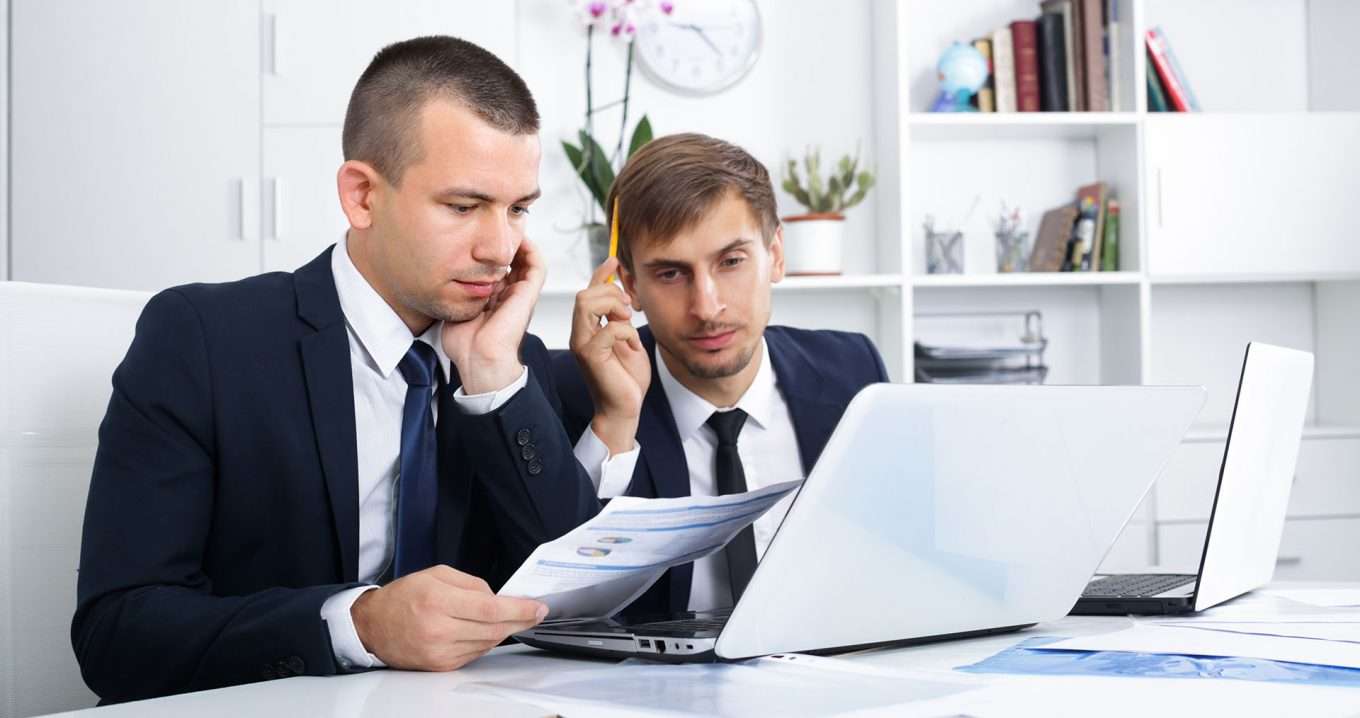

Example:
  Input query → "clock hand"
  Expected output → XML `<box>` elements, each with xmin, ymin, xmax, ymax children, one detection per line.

<box><xmin>678</xmin><ymin>22</ymin><xmax>722</xmax><ymax>55</ymax></box>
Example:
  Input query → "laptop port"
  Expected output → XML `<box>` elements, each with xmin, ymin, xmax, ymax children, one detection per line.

<box><xmin>656</xmin><ymin>641</ymin><xmax>667</xmax><ymax>655</ymax></box>
<box><xmin>638</xmin><ymin>639</ymin><xmax>651</xmax><ymax>649</ymax></box>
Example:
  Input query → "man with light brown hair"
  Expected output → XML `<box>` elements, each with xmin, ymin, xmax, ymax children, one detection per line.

<box><xmin>553</xmin><ymin>132</ymin><xmax>889</xmax><ymax>617</ymax></box>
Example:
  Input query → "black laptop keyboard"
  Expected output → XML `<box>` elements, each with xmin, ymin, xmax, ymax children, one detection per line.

<box><xmin>1083</xmin><ymin>574</ymin><xmax>1196</xmax><ymax>598</ymax></box>
<box><xmin>629</xmin><ymin>609</ymin><xmax>732</xmax><ymax>633</ymax></box>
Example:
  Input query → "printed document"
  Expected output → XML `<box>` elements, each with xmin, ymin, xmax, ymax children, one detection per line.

<box><xmin>498</xmin><ymin>480</ymin><xmax>801</xmax><ymax>619</ymax></box>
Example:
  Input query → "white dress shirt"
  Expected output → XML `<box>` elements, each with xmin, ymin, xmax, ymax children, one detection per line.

<box><xmin>573</xmin><ymin>340</ymin><xmax>805</xmax><ymax>611</ymax></box>
<box><xmin>319</xmin><ymin>235</ymin><xmax>527</xmax><ymax>670</ymax></box>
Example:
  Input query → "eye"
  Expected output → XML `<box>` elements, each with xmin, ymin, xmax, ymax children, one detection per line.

<box><xmin>510</xmin><ymin>205</ymin><xmax>530</xmax><ymax>217</ymax></box>
<box><xmin>447</xmin><ymin>203</ymin><xmax>476</xmax><ymax>215</ymax></box>
<box><xmin>720</xmin><ymin>254</ymin><xmax>746</xmax><ymax>269</ymax></box>
<box><xmin>655</xmin><ymin>269</ymin><xmax>683</xmax><ymax>283</ymax></box>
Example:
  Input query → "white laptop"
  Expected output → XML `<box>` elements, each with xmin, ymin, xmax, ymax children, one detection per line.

<box><xmin>1074</xmin><ymin>342</ymin><xmax>1314</xmax><ymax>615</ymax></box>
<box><xmin>518</xmin><ymin>382</ymin><xmax>1206</xmax><ymax>661</ymax></box>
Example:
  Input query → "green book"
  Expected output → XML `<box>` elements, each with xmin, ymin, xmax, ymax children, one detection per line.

<box><xmin>1146</xmin><ymin>52</ymin><xmax>1170</xmax><ymax>112</ymax></box>
<box><xmin>1101</xmin><ymin>198</ymin><xmax>1120</xmax><ymax>272</ymax></box>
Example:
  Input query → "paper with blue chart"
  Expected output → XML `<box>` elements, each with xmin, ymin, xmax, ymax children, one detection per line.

<box><xmin>498</xmin><ymin>480</ymin><xmax>802</xmax><ymax>620</ymax></box>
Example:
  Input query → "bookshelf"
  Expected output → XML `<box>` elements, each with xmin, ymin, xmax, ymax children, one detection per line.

<box><xmin>862</xmin><ymin>0</ymin><xmax>1360</xmax><ymax>577</ymax></box>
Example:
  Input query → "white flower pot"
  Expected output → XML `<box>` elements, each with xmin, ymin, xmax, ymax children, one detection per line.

<box><xmin>781</xmin><ymin>213</ymin><xmax>845</xmax><ymax>275</ymax></box>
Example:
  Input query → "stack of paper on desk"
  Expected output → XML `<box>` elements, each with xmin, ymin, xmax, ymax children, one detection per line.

<box><xmin>498</xmin><ymin>480</ymin><xmax>801</xmax><ymax>620</ymax></box>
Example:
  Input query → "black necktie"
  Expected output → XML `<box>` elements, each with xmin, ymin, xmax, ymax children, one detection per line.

<box><xmin>707</xmin><ymin>409</ymin><xmax>758</xmax><ymax>602</ymax></box>
<box><xmin>393</xmin><ymin>341</ymin><xmax>439</xmax><ymax>578</ymax></box>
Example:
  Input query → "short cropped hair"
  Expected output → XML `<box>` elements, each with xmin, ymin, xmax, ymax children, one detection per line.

<box><xmin>342</xmin><ymin>35</ymin><xmax>539</xmax><ymax>184</ymax></box>
<box><xmin>607</xmin><ymin>133</ymin><xmax>779</xmax><ymax>270</ymax></box>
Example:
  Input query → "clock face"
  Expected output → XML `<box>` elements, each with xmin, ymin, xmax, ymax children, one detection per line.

<box><xmin>635</xmin><ymin>0</ymin><xmax>763</xmax><ymax>96</ymax></box>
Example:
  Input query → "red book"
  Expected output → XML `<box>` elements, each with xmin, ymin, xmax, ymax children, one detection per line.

<box><xmin>1010</xmin><ymin>20</ymin><xmax>1042</xmax><ymax>112</ymax></box>
<box><xmin>1145</xmin><ymin>27</ymin><xmax>1191</xmax><ymax>112</ymax></box>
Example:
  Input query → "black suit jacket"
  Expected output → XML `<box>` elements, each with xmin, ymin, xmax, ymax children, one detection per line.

<box><xmin>72</xmin><ymin>247</ymin><xmax>600</xmax><ymax>703</ymax></box>
<box><xmin>553</xmin><ymin>324</ymin><xmax>888</xmax><ymax>617</ymax></box>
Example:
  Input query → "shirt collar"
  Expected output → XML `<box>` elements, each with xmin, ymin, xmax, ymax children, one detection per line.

<box><xmin>331</xmin><ymin>233</ymin><xmax>452</xmax><ymax>381</ymax></box>
<box><xmin>655</xmin><ymin>337</ymin><xmax>777</xmax><ymax>441</ymax></box>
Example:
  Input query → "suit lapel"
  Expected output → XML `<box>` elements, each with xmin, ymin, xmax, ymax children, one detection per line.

<box><xmin>636</xmin><ymin>328</ymin><xmax>691</xmax><ymax>499</ymax></box>
<box><xmin>295</xmin><ymin>248</ymin><xmax>361</xmax><ymax>582</ymax></box>
<box><xmin>766</xmin><ymin>329</ymin><xmax>841</xmax><ymax>476</ymax></box>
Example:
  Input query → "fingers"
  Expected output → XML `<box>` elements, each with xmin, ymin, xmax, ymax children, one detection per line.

<box><xmin>424</xmin><ymin>564</ymin><xmax>493</xmax><ymax>593</ymax></box>
<box><xmin>510</xmin><ymin>237</ymin><xmax>546</xmax><ymax>294</ymax></box>
<box><xmin>590</xmin><ymin>256</ymin><xmax>621</xmax><ymax>287</ymax></box>
<box><xmin>582</xmin><ymin>320</ymin><xmax>643</xmax><ymax>362</ymax></box>
<box><xmin>444</xmin><ymin>589</ymin><xmax>547</xmax><ymax>626</ymax></box>
<box><xmin>571</xmin><ymin>284</ymin><xmax>633</xmax><ymax>349</ymax></box>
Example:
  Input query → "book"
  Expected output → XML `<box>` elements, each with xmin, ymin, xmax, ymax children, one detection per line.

<box><xmin>1146</xmin><ymin>26</ymin><xmax>1200</xmax><ymax>112</ymax></box>
<box><xmin>1029</xmin><ymin>203</ymin><xmax>1079</xmax><ymax>272</ymax></box>
<box><xmin>992</xmin><ymin>27</ymin><xmax>1018</xmax><ymax>112</ymax></box>
<box><xmin>973</xmin><ymin>38</ymin><xmax>996</xmax><ymax>112</ymax></box>
<box><xmin>1036</xmin><ymin>13</ymin><xmax>1069</xmax><ymax>111</ymax></box>
<box><xmin>1081</xmin><ymin>0</ymin><xmax>1109</xmax><ymax>111</ymax></box>
<box><xmin>1100</xmin><ymin>197</ymin><xmax>1120</xmax><ymax>272</ymax></box>
<box><xmin>1010</xmin><ymin>20</ymin><xmax>1042</xmax><ymax>112</ymax></box>
<box><xmin>1041</xmin><ymin>0</ymin><xmax>1080</xmax><ymax>111</ymax></box>
<box><xmin>1106</xmin><ymin>0</ymin><xmax>1120</xmax><ymax>111</ymax></box>
<box><xmin>1146</xmin><ymin>51</ymin><xmax>1170</xmax><ymax>111</ymax></box>
<box><xmin>1074</xmin><ymin>182</ymin><xmax>1108</xmax><ymax>270</ymax></box>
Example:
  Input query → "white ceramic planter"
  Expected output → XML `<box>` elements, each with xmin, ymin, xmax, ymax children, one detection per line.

<box><xmin>781</xmin><ymin>213</ymin><xmax>845</xmax><ymax>275</ymax></box>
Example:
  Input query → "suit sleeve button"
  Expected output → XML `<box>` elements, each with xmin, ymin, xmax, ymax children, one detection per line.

<box><xmin>521</xmin><ymin>444</ymin><xmax>538</xmax><ymax>461</ymax></box>
<box><xmin>527</xmin><ymin>460</ymin><xmax>543</xmax><ymax>476</ymax></box>
<box><xmin>516</xmin><ymin>428</ymin><xmax>532</xmax><ymax>446</ymax></box>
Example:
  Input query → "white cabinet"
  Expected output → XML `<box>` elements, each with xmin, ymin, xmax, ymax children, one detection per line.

<box><xmin>261</xmin><ymin>0</ymin><xmax>518</xmax><ymax>125</ymax></box>
<box><xmin>1144</xmin><ymin>114</ymin><xmax>1360</xmax><ymax>278</ymax></box>
<box><xmin>10</xmin><ymin>1</ymin><xmax>262</xmax><ymax>291</ymax></box>
<box><xmin>262</xmin><ymin>128</ymin><xmax>349</xmax><ymax>273</ymax></box>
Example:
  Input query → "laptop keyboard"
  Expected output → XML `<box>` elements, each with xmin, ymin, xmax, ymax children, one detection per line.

<box><xmin>629</xmin><ymin>610</ymin><xmax>732</xmax><ymax>633</ymax></box>
<box><xmin>1083</xmin><ymin>574</ymin><xmax>1196</xmax><ymax>598</ymax></box>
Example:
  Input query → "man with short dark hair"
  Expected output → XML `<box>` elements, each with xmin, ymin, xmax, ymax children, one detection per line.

<box><xmin>72</xmin><ymin>36</ymin><xmax>599</xmax><ymax>702</ymax></box>
<box><xmin>556</xmin><ymin>133</ymin><xmax>889</xmax><ymax>617</ymax></box>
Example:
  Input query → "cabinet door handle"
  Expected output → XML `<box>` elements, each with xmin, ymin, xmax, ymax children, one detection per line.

<box><xmin>272</xmin><ymin>178</ymin><xmax>284</xmax><ymax>241</ymax></box>
<box><xmin>1276</xmin><ymin>556</ymin><xmax>1302</xmax><ymax>566</ymax></box>
<box><xmin>1155</xmin><ymin>166</ymin><xmax>1165</xmax><ymax>230</ymax></box>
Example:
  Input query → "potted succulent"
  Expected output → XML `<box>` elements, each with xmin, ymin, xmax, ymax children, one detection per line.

<box><xmin>780</xmin><ymin>147</ymin><xmax>875</xmax><ymax>275</ymax></box>
<box><xmin>561</xmin><ymin>0</ymin><xmax>669</xmax><ymax>268</ymax></box>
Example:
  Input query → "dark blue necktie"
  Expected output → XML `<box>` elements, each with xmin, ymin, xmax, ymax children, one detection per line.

<box><xmin>707</xmin><ymin>409</ymin><xmax>758</xmax><ymax>602</ymax></box>
<box><xmin>393</xmin><ymin>341</ymin><xmax>439</xmax><ymax>578</ymax></box>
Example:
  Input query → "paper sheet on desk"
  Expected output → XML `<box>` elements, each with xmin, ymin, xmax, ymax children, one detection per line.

<box><xmin>1263</xmin><ymin>588</ymin><xmax>1360</xmax><ymax>608</ymax></box>
<box><xmin>498</xmin><ymin>480</ymin><xmax>801</xmax><ymax>619</ymax></box>
<box><xmin>1044</xmin><ymin>624</ymin><xmax>1360</xmax><ymax>669</ymax></box>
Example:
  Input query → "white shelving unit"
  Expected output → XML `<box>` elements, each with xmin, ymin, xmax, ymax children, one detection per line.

<box><xmin>849</xmin><ymin>0</ymin><xmax>1360</xmax><ymax>577</ymax></box>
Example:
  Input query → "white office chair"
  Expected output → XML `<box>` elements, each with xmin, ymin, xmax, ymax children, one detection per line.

<box><xmin>0</xmin><ymin>282</ymin><xmax>149</xmax><ymax>718</ymax></box>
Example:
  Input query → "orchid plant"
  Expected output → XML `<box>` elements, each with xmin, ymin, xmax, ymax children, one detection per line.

<box><xmin>562</xmin><ymin>0</ymin><xmax>673</xmax><ymax>225</ymax></box>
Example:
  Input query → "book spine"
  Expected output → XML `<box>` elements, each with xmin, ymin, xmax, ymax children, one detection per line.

<box><xmin>1011</xmin><ymin>21</ymin><xmax>1042</xmax><ymax>112</ymax></box>
<box><xmin>973</xmin><ymin>38</ymin><xmax>996</xmax><ymax>112</ymax></box>
<box><xmin>1154</xmin><ymin>27</ymin><xmax>1201</xmax><ymax>111</ymax></box>
<box><xmin>1067</xmin><ymin>0</ymin><xmax>1085</xmax><ymax>111</ymax></box>
<box><xmin>1146</xmin><ymin>27</ymin><xmax>1191</xmax><ymax>112</ymax></box>
<box><xmin>1106</xmin><ymin>0</ymin><xmax>1120</xmax><ymax>111</ymax></box>
<box><xmin>1037</xmin><ymin>14</ymin><xmax>1069</xmax><ymax>111</ymax></box>
<box><xmin>1100</xmin><ymin>198</ymin><xmax>1120</xmax><ymax>272</ymax></box>
<box><xmin>992</xmin><ymin>28</ymin><xmax>1018</xmax><ymax>112</ymax></box>
<box><xmin>1082</xmin><ymin>0</ymin><xmax>1109</xmax><ymax>111</ymax></box>
<box><xmin>1145</xmin><ymin>50</ymin><xmax>1170</xmax><ymax>111</ymax></box>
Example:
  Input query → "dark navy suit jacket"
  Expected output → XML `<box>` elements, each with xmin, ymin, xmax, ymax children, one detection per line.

<box><xmin>72</xmin><ymin>247</ymin><xmax>601</xmax><ymax>703</ymax></box>
<box><xmin>553</xmin><ymin>325</ymin><xmax>888</xmax><ymax>617</ymax></box>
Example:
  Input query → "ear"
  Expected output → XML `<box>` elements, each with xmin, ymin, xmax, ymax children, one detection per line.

<box><xmin>336</xmin><ymin>160</ymin><xmax>382</xmax><ymax>230</ymax></box>
<box><xmin>620</xmin><ymin>265</ymin><xmax>643</xmax><ymax>312</ymax></box>
<box><xmin>768</xmin><ymin>225</ymin><xmax>786</xmax><ymax>284</ymax></box>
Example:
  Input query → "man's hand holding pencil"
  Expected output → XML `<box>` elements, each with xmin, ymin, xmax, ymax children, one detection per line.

<box><xmin>569</xmin><ymin>200</ymin><xmax>651</xmax><ymax>456</ymax></box>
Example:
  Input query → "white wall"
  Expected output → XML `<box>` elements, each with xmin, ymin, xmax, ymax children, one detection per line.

<box><xmin>514</xmin><ymin>0</ymin><xmax>880</xmax><ymax>287</ymax></box>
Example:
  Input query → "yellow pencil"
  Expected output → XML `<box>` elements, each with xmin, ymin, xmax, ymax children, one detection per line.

<box><xmin>606</xmin><ymin>197</ymin><xmax>620</xmax><ymax>284</ymax></box>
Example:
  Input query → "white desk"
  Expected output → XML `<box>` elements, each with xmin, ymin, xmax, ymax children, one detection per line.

<box><xmin>45</xmin><ymin>583</ymin><xmax>1360</xmax><ymax>717</ymax></box>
